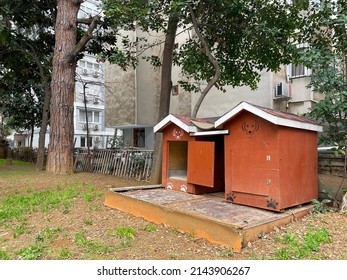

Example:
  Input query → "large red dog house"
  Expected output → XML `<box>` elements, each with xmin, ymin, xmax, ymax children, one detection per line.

<box><xmin>154</xmin><ymin>102</ymin><xmax>323</xmax><ymax>212</ymax></box>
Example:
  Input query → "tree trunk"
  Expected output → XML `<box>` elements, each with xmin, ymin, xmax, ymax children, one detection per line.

<box><xmin>189</xmin><ymin>6</ymin><xmax>221</xmax><ymax>118</ymax></box>
<box><xmin>150</xmin><ymin>16</ymin><xmax>179</xmax><ymax>184</ymax></box>
<box><xmin>36</xmin><ymin>82</ymin><xmax>51</xmax><ymax>170</ymax></box>
<box><xmin>82</xmin><ymin>82</ymin><xmax>92</xmax><ymax>171</ymax></box>
<box><xmin>46</xmin><ymin>0</ymin><xmax>80</xmax><ymax>174</ymax></box>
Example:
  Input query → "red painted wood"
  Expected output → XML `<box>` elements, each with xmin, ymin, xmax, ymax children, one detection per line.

<box><xmin>187</xmin><ymin>141</ymin><xmax>215</xmax><ymax>188</ymax></box>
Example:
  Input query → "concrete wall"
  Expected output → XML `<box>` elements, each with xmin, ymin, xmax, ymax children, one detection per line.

<box><xmin>104</xmin><ymin>62</ymin><xmax>136</xmax><ymax>127</ymax></box>
<box><xmin>135</xmin><ymin>29</ymin><xmax>162</xmax><ymax>125</ymax></box>
<box><xmin>191</xmin><ymin>70</ymin><xmax>273</xmax><ymax>118</ymax></box>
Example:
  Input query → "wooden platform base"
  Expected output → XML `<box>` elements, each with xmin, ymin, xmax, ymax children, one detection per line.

<box><xmin>104</xmin><ymin>187</ymin><xmax>312</xmax><ymax>252</ymax></box>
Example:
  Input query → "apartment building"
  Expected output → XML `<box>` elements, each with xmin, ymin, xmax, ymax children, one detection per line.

<box><xmin>104</xmin><ymin>33</ymin><xmax>320</xmax><ymax>150</ymax></box>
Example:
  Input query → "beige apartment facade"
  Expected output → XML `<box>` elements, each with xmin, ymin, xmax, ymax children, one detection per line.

<box><xmin>104</xmin><ymin>30</ymin><xmax>321</xmax><ymax>150</ymax></box>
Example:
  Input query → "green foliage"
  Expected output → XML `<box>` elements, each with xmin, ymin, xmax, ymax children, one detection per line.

<box><xmin>110</xmin><ymin>226</ymin><xmax>136</xmax><ymax>240</ymax></box>
<box><xmin>170</xmin><ymin>253</ymin><xmax>180</xmax><ymax>260</ymax></box>
<box><xmin>35</xmin><ymin>227</ymin><xmax>62</xmax><ymax>243</ymax></box>
<box><xmin>102</xmin><ymin>0</ymin><xmax>302</xmax><ymax>96</ymax></box>
<box><xmin>0</xmin><ymin>159</ymin><xmax>32</xmax><ymax>165</ymax></box>
<box><xmin>84</xmin><ymin>220</ymin><xmax>93</xmax><ymax>226</ymax></box>
<box><xmin>107</xmin><ymin>136</ymin><xmax>124</xmax><ymax>149</ymax></box>
<box><xmin>0</xmin><ymin>0</ymin><xmax>55</xmax><ymax>133</ymax></box>
<box><xmin>13</xmin><ymin>219</ymin><xmax>30</xmax><ymax>238</ymax></box>
<box><xmin>16</xmin><ymin>242</ymin><xmax>44</xmax><ymax>260</ymax></box>
<box><xmin>75</xmin><ymin>231</ymin><xmax>87</xmax><ymax>246</ymax></box>
<box><xmin>75</xmin><ymin>231</ymin><xmax>113</xmax><ymax>254</ymax></box>
<box><xmin>0</xmin><ymin>249</ymin><xmax>10</xmax><ymax>260</ymax></box>
<box><xmin>15</xmin><ymin>226</ymin><xmax>63</xmax><ymax>259</ymax></box>
<box><xmin>300</xmin><ymin>0</ymin><xmax>347</xmax><ymax>145</ymax></box>
<box><xmin>142</xmin><ymin>224</ymin><xmax>156</xmax><ymax>232</ymax></box>
<box><xmin>311</xmin><ymin>198</ymin><xmax>332</xmax><ymax>213</ymax></box>
<box><xmin>275</xmin><ymin>227</ymin><xmax>332</xmax><ymax>260</ymax></box>
<box><xmin>0</xmin><ymin>185</ymin><xmax>82</xmax><ymax>223</ymax></box>
<box><xmin>83</xmin><ymin>193</ymin><xmax>94</xmax><ymax>203</ymax></box>
<box><xmin>57</xmin><ymin>248</ymin><xmax>72</xmax><ymax>260</ymax></box>
<box><xmin>221</xmin><ymin>247</ymin><xmax>234</xmax><ymax>258</ymax></box>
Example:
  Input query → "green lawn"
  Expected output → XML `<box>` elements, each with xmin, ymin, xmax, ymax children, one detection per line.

<box><xmin>0</xmin><ymin>159</ymin><xmax>33</xmax><ymax>165</ymax></box>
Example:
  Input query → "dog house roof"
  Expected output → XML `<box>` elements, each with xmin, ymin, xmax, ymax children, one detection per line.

<box><xmin>154</xmin><ymin>114</ymin><xmax>217</xmax><ymax>133</ymax></box>
<box><xmin>154</xmin><ymin>102</ymin><xmax>323</xmax><ymax>133</ymax></box>
<box><xmin>215</xmin><ymin>102</ymin><xmax>323</xmax><ymax>132</ymax></box>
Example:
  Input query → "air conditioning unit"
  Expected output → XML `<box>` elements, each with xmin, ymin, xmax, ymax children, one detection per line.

<box><xmin>93</xmin><ymin>124</ymin><xmax>99</xmax><ymax>131</ymax></box>
<box><xmin>82</xmin><ymin>68</ymin><xmax>88</xmax><ymax>75</ymax></box>
<box><xmin>274</xmin><ymin>82</ymin><xmax>290</xmax><ymax>99</ymax></box>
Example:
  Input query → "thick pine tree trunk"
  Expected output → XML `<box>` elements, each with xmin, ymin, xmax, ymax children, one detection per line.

<box><xmin>46</xmin><ymin>0</ymin><xmax>80</xmax><ymax>174</ymax></box>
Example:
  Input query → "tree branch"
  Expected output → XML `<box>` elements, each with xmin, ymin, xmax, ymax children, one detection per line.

<box><xmin>77</xmin><ymin>18</ymin><xmax>94</xmax><ymax>25</ymax></box>
<box><xmin>66</xmin><ymin>15</ymin><xmax>101</xmax><ymax>63</ymax></box>
<box><xmin>72</xmin><ymin>0</ymin><xmax>84</xmax><ymax>4</ymax></box>
<box><xmin>189</xmin><ymin>6</ymin><xmax>221</xmax><ymax>117</ymax></box>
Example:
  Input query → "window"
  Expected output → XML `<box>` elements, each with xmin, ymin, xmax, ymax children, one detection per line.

<box><xmin>133</xmin><ymin>128</ymin><xmax>145</xmax><ymax>148</ymax></box>
<box><xmin>290</xmin><ymin>63</ymin><xmax>310</xmax><ymax>78</ymax></box>
<box><xmin>288</xmin><ymin>44</ymin><xmax>311</xmax><ymax>79</ymax></box>
<box><xmin>81</xmin><ymin>136</ymin><xmax>93</xmax><ymax>148</ymax></box>
<box><xmin>79</xmin><ymin>110</ymin><xmax>101</xmax><ymax>123</ymax></box>
<box><xmin>171</xmin><ymin>85</ymin><xmax>179</xmax><ymax>96</ymax></box>
<box><xmin>78</xmin><ymin>60</ymin><xmax>86</xmax><ymax>68</ymax></box>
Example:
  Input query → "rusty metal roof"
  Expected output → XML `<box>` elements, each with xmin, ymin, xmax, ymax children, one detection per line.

<box><xmin>154</xmin><ymin>102</ymin><xmax>323</xmax><ymax>133</ymax></box>
<box><xmin>215</xmin><ymin>102</ymin><xmax>323</xmax><ymax>132</ymax></box>
<box><xmin>252</xmin><ymin>104</ymin><xmax>318</xmax><ymax>125</ymax></box>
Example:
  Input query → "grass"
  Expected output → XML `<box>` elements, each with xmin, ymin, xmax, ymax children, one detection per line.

<box><xmin>109</xmin><ymin>226</ymin><xmax>136</xmax><ymax>240</ymax></box>
<box><xmin>0</xmin><ymin>159</ymin><xmax>32</xmax><ymax>165</ymax></box>
<box><xmin>0</xmin><ymin>249</ymin><xmax>10</xmax><ymax>260</ymax></box>
<box><xmin>57</xmin><ymin>248</ymin><xmax>72</xmax><ymax>260</ymax></box>
<box><xmin>0</xmin><ymin>186</ymin><xmax>80</xmax><ymax>223</ymax></box>
<box><xmin>275</xmin><ymin>226</ymin><xmax>332</xmax><ymax>260</ymax></box>
<box><xmin>16</xmin><ymin>242</ymin><xmax>44</xmax><ymax>260</ymax></box>
<box><xmin>14</xmin><ymin>227</ymin><xmax>62</xmax><ymax>260</ymax></box>
<box><xmin>0</xmin><ymin>183</ymin><xmax>102</xmax><ymax>225</ymax></box>
<box><xmin>109</xmin><ymin>226</ymin><xmax>136</xmax><ymax>248</ymax></box>
<box><xmin>75</xmin><ymin>231</ymin><xmax>113</xmax><ymax>254</ymax></box>
<box><xmin>13</xmin><ymin>218</ymin><xmax>30</xmax><ymax>238</ymax></box>
<box><xmin>84</xmin><ymin>219</ymin><xmax>93</xmax><ymax>225</ymax></box>
<box><xmin>142</xmin><ymin>224</ymin><xmax>156</xmax><ymax>232</ymax></box>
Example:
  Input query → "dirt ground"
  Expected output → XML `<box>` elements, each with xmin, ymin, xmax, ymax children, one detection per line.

<box><xmin>0</xmin><ymin>164</ymin><xmax>346</xmax><ymax>260</ymax></box>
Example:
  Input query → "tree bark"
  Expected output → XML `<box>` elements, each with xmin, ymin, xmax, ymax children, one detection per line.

<box><xmin>82</xmin><ymin>82</ymin><xmax>93</xmax><ymax>171</ymax></box>
<box><xmin>36</xmin><ymin>82</ymin><xmax>51</xmax><ymax>170</ymax></box>
<box><xmin>46</xmin><ymin>0</ymin><xmax>81</xmax><ymax>174</ymax></box>
<box><xmin>150</xmin><ymin>16</ymin><xmax>179</xmax><ymax>184</ymax></box>
<box><xmin>189</xmin><ymin>6</ymin><xmax>221</xmax><ymax>118</ymax></box>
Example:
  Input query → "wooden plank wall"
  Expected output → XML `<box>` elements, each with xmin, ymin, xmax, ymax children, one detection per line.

<box><xmin>318</xmin><ymin>151</ymin><xmax>346</xmax><ymax>176</ymax></box>
<box><xmin>74</xmin><ymin>148</ymin><xmax>153</xmax><ymax>182</ymax></box>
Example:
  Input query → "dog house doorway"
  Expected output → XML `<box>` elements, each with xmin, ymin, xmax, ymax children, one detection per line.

<box><xmin>168</xmin><ymin>141</ymin><xmax>188</xmax><ymax>180</ymax></box>
<box><xmin>167</xmin><ymin>136</ymin><xmax>225</xmax><ymax>194</ymax></box>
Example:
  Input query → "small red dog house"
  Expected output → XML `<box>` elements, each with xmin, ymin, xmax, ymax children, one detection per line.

<box><xmin>154</xmin><ymin>102</ymin><xmax>323</xmax><ymax>212</ymax></box>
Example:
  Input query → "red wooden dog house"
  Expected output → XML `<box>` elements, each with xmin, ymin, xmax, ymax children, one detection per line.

<box><xmin>154</xmin><ymin>102</ymin><xmax>323</xmax><ymax>212</ymax></box>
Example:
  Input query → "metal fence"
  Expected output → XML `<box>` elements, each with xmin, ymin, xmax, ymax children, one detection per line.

<box><xmin>74</xmin><ymin>148</ymin><xmax>154</xmax><ymax>182</ymax></box>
